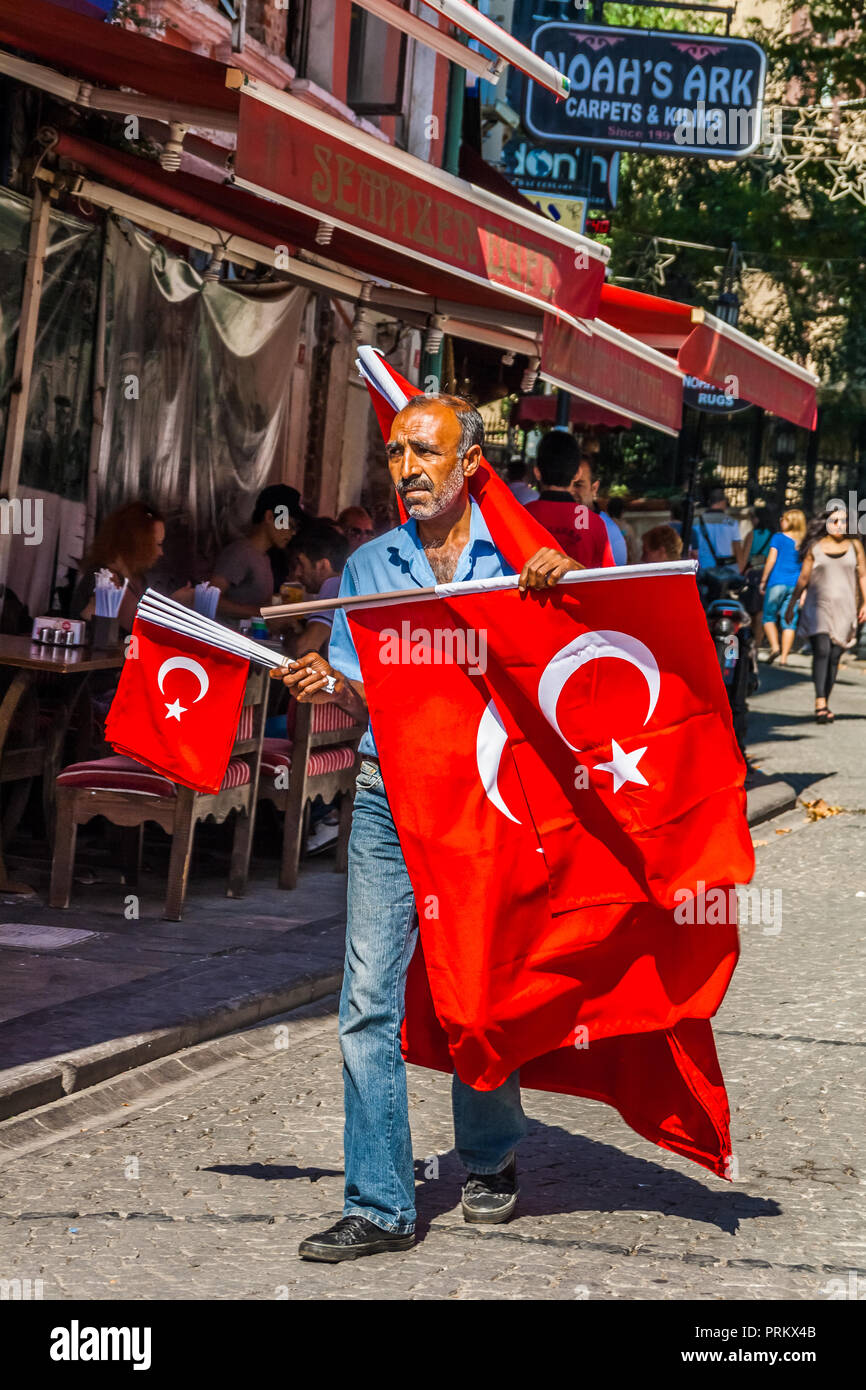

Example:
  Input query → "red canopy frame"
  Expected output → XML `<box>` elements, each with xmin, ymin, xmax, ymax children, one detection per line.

<box><xmin>228</xmin><ymin>73</ymin><xmax>607</xmax><ymax>328</ymax></box>
<box><xmin>599</xmin><ymin>283</ymin><xmax>818</xmax><ymax>430</ymax></box>
<box><xmin>0</xmin><ymin>0</ymin><xmax>237</xmax><ymax>119</ymax></box>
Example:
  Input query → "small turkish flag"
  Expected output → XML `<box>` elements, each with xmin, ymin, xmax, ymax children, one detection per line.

<box><xmin>104</xmin><ymin>618</ymin><xmax>248</xmax><ymax>794</ymax></box>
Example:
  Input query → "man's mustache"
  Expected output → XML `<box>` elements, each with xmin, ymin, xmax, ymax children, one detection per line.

<box><xmin>398</xmin><ymin>478</ymin><xmax>433</xmax><ymax>496</ymax></box>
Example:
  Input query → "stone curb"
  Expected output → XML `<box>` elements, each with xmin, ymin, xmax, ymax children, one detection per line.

<box><xmin>0</xmin><ymin>783</ymin><xmax>796</xmax><ymax>1126</ymax></box>
<box><xmin>745</xmin><ymin>777</ymin><xmax>799</xmax><ymax>827</ymax></box>
<box><xmin>0</xmin><ymin>923</ymin><xmax>344</xmax><ymax>1125</ymax></box>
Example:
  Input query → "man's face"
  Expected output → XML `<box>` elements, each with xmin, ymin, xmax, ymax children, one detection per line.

<box><xmin>294</xmin><ymin>552</ymin><xmax>325</xmax><ymax>592</ymax></box>
<box><xmin>570</xmin><ymin>462</ymin><xmax>598</xmax><ymax>507</ymax></box>
<box><xmin>343</xmin><ymin>514</ymin><xmax>374</xmax><ymax>553</ymax></box>
<box><xmin>265</xmin><ymin>509</ymin><xmax>297</xmax><ymax>549</ymax></box>
<box><xmin>386</xmin><ymin>402</ymin><xmax>479</xmax><ymax>519</ymax></box>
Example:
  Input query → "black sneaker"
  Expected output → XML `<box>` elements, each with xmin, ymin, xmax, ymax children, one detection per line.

<box><xmin>298</xmin><ymin>1215</ymin><xmax>416</xmax><ymax>1262</ymax></box>
<box><xmin>461</xmin><ymin>1157</ymin><xmax>519</xmax><ymax>1224</ymax></box>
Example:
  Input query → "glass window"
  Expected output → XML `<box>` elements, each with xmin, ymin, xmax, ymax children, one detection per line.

<box><xmin>346</xmin><ymin>3</ymin><xmax>408</xmax><ymax>115</ymax></box>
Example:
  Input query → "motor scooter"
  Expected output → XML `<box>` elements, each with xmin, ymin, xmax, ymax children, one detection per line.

<box><xmin>699</xmin><ymin>571</ymin><xmax>759</xmax><ymax>757</ymax></box>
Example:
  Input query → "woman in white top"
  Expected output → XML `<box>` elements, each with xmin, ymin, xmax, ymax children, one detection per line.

<box><xmin>786</xmin><ymin>505</ymin><xmax>866</xmax><ymax>723</ymax></box>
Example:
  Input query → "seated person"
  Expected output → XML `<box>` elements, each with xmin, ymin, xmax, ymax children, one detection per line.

<box><xmin>641</xmin><ymin>524</ymin><xmax>684</xmax><ymax>564</ymax></box>
<box><xmin>525</xmin><ymin>432</ymin><xmax>614</xmax><ymax>568</ymax></box>
<box><xmin>284</xmin><ymin>523</ymin><xmax>349</xmax><ymax>657</ymax></box>
<box><xmin>337</xmin><ymin>506</ymin><xmax>375</xmax><ymax>555</ymax></box>
<box><xmin>606</xmin><ymin>495</ymin><xmax>641</xmax><ymax>565</ymax></box>
<box><xmin>205</xmin><ymin>485</ymin><xmax>305</xmax><ymax>621</ymax></box>
<box><xmin>504</xmin><ymin>457</ymin><xmax>538</xmax><ymax>505</ymax></box>
<box><xmin>71</xmin><ymin>500</ymin><xmax>170</xmax><ymax>633</ymax></box>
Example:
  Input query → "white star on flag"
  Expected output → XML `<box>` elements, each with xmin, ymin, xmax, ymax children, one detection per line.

<box><xmin>596</xmin><ymin>739</ymin><xmax>649</xmax><ymax>793</ymax></box>
<box><xmin>164</xmin><ymin>698</ymin><xmax>187</xmax><ymax>721</ymax></box>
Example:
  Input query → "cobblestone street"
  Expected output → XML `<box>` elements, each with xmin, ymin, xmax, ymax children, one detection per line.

<box><xmin>0</xmin><ymin>655</ymin><xmax>863</xmax><ymax>1301</ymax></box>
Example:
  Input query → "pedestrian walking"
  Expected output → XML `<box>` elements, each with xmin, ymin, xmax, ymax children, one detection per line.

<box><xmin>272</xmin><ymin>394</ymin><xmax>583</xmax><ymax>1262</ymax></box>
<box><xmin>759</xmin><ymin>509</ymin><xmax>806</xmax><ymax>665</ymax></box>
<box><xmin>785</xmin><ymin>505</ymin><xmax>866</xmax><ymax>722</ymax></box>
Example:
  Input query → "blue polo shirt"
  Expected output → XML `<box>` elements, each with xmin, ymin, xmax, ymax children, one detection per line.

<box><xmin>328</xmin><ymin>498</ymin><xmax>514</xmax><ymax>757</ymax></box>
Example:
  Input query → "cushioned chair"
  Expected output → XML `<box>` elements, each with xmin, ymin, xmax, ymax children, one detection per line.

<box><xmin>48</xmin><ymin>667</ymin><xmax>268</xmax><ymax>921</ymax></box>
<box><xmin>257</xmin><ymin>699</ymin><xmax>364</xmax><ymax>889</ymax></box>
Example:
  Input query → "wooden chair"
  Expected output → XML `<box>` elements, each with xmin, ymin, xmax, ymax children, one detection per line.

<box><xmin>48</xmin><ymin>666</ymin><xmax>268</xmax><ymax>921</ymax></box>
<box><xmin>257</xmin><ymin>700</ymin><xmax>365</xmax><ymax>889</ymax></box>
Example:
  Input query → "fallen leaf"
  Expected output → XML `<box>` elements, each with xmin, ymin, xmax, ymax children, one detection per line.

<box><xmin>801</xmin><ymin>798</ymin><xmax>844</xmax><ymax>821</ymax></box>
<box><xmin>775</xmin><ymin>827</ymin><xmax>792</xmax><ymax>835</ymax></box>
<box><xmin>751</xmin><ymin>839</ymin><xmax>768</xmax><ymax>847</ymax></box>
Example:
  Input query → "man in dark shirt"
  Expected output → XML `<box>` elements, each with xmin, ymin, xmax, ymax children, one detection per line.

<box><xmin>525</xmin><ymin>431</ymin><xmax>614</xmax><ymax>569</ymax></box>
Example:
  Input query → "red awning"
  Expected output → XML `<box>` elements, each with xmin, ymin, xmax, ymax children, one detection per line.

<box><xmin>228</xmin><ymin>74</ymin><xmax>607</xmax><ymax>327</ymax></box>
<box><xmin>50</xmin><ymin>129</ymin><xmax>685</xmax><ymax>434</ymax></box>
<box><xmin>599</xmin><ymin>283</ymin><xmax>818</xmax><ymax>430</ymax></box>
<box><xmin>49</xmin><ymin>131</ymin><xmax>565</xmax><ymax>321</ymax></box>
<box><xmin>512</xmin><ymin>396</ymin><xmax>632</xmax><ymax>430</ymax></box>
<box><xmin>0</xmin><ymin>0</ymin><xmax>238</xmax><ymax>120</ymax></box>
<box><xmin>541</xmin><ymin>317</ymin><xmax>685</xmax><ymax>436</ymax></box>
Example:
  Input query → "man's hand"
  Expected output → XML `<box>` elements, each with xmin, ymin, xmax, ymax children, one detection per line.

<box><xmin>269</xmin><ymin>651</ymin><xmax>346</xmax><ymax>704</ymax></box>
<box><xmin>517</xmin><ymin>547</ymin><xmax>584</xmax><ymax>594</ymax></box>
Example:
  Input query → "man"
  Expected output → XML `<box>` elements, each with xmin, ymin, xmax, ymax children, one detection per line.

<box><xmin>272</xmin><ymin>393</ymin><xmax>582</xmax><ymax>1262</ymax></box>
<box><xmin>285</xmin><ymin>523</ymin><xmax>349</xmax><ymax>657</ymax></box>
<box><xmin>210</xmin><ymin>484</ymin><xmax>305</xmax><ymax>620</ymax></box>
<box><xmin>504</xmin><ymin>457</ymin><xmax>538</xmax><ymax>505</ymax></box>
<box><xmin>568</xmin><ymin>454</ymin><xmax>628</xmax><ymax>565</ymax></box>
<box><xmin>337</xmin><ymin>506</ymin><xmax>375</xmax><ymax>554</ymax></box>
<box><xmin>524</xmin><ymin>432</ymin><xmax>614</xmax><ymax>568</ymax></box>
<box><xmin>691</xmin><ymin>486</ymin><xmax>745</xmax><ymax>575</ymax></box>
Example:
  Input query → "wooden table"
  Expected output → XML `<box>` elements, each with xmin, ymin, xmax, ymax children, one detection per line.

<box><xmin>0</xmin><ymin>636</ymin><xmax>123</xmax><ymax>892</ymax></box>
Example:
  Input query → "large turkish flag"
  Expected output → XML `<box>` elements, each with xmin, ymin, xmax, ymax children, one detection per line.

<box><xmin>104</xmin><ymin>618</ymin><xmax>249</xmax><ymax>794</ymax></box>
<box><xmin>346</xmin><ymin>567</ymin><xmax>753</xmax><ymax>1177</ymax></box>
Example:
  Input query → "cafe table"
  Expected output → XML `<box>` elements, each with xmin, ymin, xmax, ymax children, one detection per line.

<box><xmin>0</xmin><ymin>635</ymin><xmax>123</xmax><ymax>892</ymax></box>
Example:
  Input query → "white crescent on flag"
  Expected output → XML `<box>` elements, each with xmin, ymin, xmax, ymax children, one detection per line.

<box><xmin>157</xmin><ymin>655</ymin><xmax>210</xmax><ymax>721</ymax></box>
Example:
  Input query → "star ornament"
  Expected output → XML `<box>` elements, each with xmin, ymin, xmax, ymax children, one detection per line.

<box><xmin>164</xmin><ymin>698</ymin><xmax>187</xmax><ymax>721</ymax></box>
<box><xmin>595</xmin><ymin>739</ymin><xmax>649</xmax><ymax>794</ymax></box>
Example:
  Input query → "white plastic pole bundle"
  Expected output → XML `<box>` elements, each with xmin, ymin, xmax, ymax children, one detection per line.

<box><xmin>355</xmin><ymin>345</ymin><xmax>410</xmax><ymax>411</ymax></box>
<box><xmin>137</xmin><ymin>589</ymin><xmax>296</xmax><ymax>671</ymax></box>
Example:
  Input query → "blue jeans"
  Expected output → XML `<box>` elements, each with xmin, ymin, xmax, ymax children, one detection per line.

<box><xmin>763</xmin><ymin>582</ymin><xmax>798</xmax><ymax>630</ymax></box>
<box><xmin>339</xmin><ymin>758</ymin><xmax>527</xmax><ymax>1234</ymax></box>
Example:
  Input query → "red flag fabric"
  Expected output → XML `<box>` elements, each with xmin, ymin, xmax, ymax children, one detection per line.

<box><xmin>359</xmin><ymin>352</ymin><xmax>562</xmax><ymax>571</ymax></box>
<box><xmin>346</xmin><ymin>568</ymin><xmax>753</xmax><ymax>1177</ymax></box>
<box><xmin>104</xmin><ymin>618</ymin><xmax>248</xmax><ymax>794</ymax></box>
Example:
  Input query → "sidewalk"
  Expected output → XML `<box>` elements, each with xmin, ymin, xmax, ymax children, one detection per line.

<box><xmin>1</xmin><ymin>653</ymin><xmax>858</xmax><ymax>1125</ymax></box>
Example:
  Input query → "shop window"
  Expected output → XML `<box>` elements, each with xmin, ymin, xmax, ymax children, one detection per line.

<box><xmin>346</xmin><ymin>2</ymin><xmax>408</xmax><ymax>116</ymax></box>
<box><xmin>285</xmin><ymin>0</ymin><xmax>311</xmax><ymax>76</ymax></box>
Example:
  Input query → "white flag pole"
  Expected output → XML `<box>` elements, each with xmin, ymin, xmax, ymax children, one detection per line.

<box><xmin>260</xmin><ymin>561</ymin><xmax>699</xmax><ymax>620</ymax></box>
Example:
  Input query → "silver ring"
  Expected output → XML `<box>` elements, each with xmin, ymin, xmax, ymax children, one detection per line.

<box><xmin>323</xmin><ymin>674</ymin><xmax>337</xmax><ymax>694</ymax></box>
